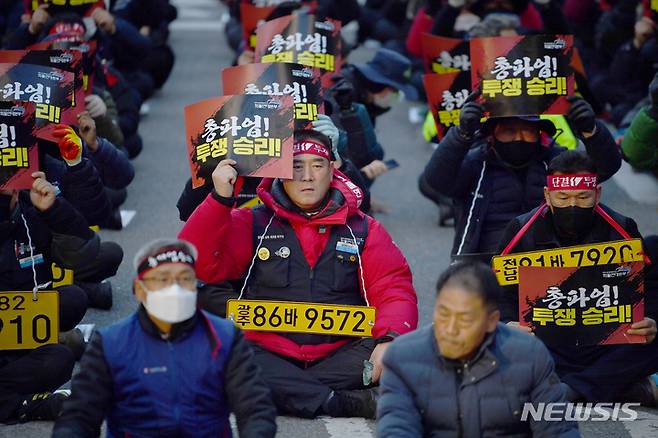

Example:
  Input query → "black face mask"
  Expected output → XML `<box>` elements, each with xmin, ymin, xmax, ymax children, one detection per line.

<box><xmin>551</xmin><ymin>205</ymin><xmax>595</xmax><ymax>241</ymax></box>
<box><xmin>493</xmin><ymin>140</ymin><xmax>541</xmax><ymax>168</ymax></box>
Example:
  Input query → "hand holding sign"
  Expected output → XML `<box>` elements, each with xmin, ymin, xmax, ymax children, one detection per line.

<box><xmin>212</xmin><ymin>159</ymin><xmax>238</xmax><ymax>198</ymax></box>
<box><xmin>566</xmin><ymin>95</ymin><xmax>596</xmax><ymax>138</ymax></box>
<box><xmin>627</xmin><ymin>317</ymin><xmax>657</xmax><ymax>344</ymax></box>
<box><xmin>30</xmin><ymin>171</ymin><xmax>56</xmax><ymax>212</ymax></box>
<box><xmin>53</xmin><ymin>124</ymin><xmax>82</xmax><ymax>166</ymax></box>
<box><xmin>457</xmin><ymin>88</ymin><xmax>484</xmax><ymax>140</ymax></box>
<box><xmin>77</xmin><ymin>111</ymin><xmax>98</xmax><ymax>150</ymax></box>
<box><xmin>29</xmin><ymin>5</ymin><xmax>50</xmax><ymax>35</ymax></box>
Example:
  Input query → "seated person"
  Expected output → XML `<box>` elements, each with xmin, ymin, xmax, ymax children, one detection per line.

<box><xmin>621</xmin><ymin>71</ymin><xmax>658</xmax><ymax>176</ymax></box>
<box><xmin>0</xmin><ymin>172</ymin><xmax>100</xmax><ymax>424</ymax></box>
<box><xmin>179</xmin><ymin>130</ymin><xmax>418</xmax><ymax>419</ymax></box>
<box><xmin>421</xmin><ymin>92</ymin><xmax>621</xmax><ymax>258</ymax></box>
<box><xmin>378</xmin><ymin>262</ymin><xmax>578</xmax><ymax>437</ymax></box>
<box><xmin>52</xmin><ymin>238</ymin><xmax>277</xmax><ymax>438</ymax></box>
<box><xmin>498</xmin><ymin>150</ymin><xmax>658</xmax><ymax>405</ymax></box>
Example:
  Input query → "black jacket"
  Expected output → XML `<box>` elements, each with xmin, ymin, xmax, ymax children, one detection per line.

<box><xmin>52</xmin><ymin>306</ymin><xmax>277</xmax><ymax>438</ymax></box>
<box><xmin>496</xmin><ymin>203</ymin><xmax>655</xmax><ymax>323</ymax></box>
<box><xmin>422</xmin><ymin>121</ymin><xmax>622</xmax><ymax>256</ymax></box>
<box><xmin>0</xmin><ymin>192</ymin><xmax>98</xmax><ymax>291</ymax></box>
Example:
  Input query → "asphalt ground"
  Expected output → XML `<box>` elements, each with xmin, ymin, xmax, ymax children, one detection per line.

<box><xmin>2</xmin><ymin>0</ymin><xmax>658</xmax><ymax>436</ymax></box>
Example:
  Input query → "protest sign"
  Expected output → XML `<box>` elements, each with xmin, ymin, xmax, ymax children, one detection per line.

<box><xmin>0</xmin><ymin>102</ymin><xmax>38</xmax><ymax>190</ymax></box>
<box><xmin>470</xmin><ymin>35</ymin><xmax>575</xmax><ymax>117</ymax></box>
<box><xmin>0</xmin><ymin>62</ymin><xmax>75</xmax><ymax>143</ymax></box>
<box><xmin>184</xmin><ymin>94</ymin><xmax>294</xmax><ymax>188</ymax></box>
<box><xmin>492</xmin><ymin>239</ymin><xmax>645</xmax><ymax>286</ymax></box>
<box><xmin>424</xmin><ymin>72</ymin><xmax>470</xmax><ymax>140</ymax></box>
<box><xmin>421</xmin><ymin>34</ymin><xmax>471</xmax><ymax>75</ymax></box>
<box><xmin>31</xmin><ymin>39</ymin><xmax>97</xmax><ymax>94</ymax></box>
<box><xmin>0</xmin><ymin>50</ymin><xmax>85</xmax><ymax>131</ymax></box>
<box><xmin>241</xmin><ymin>2</ymin><xmax>277</xmax><ymax>50</ymax></box>
<box><xmin>255</xmin><ymin>13</ymin><xmax>341</xmax><ymax>85</ymax></box>
<box><xmin>222</xmin><ymin>62</ymin><xmax>323</xmax><ymax>129</ymax></box>
<box><xmin>519</xmin><ymin>263</ymin><xmax>645</xmax><ymax>346</ymax></box>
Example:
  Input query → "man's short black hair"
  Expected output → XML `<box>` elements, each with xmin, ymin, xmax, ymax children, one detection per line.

<box><xmin>436</xmin><ymin>262</ymin><xmax>501</xmax><ymax>311</ymax></box>
<box><xmin>548</xmin><ymin>150</ymin><xmax>597</xmax><ymax>175</ymax></box>
<box><xmin>294</xmin><ymin>129</ymin><xmax>331</xmax><ymax>147</ymax></box>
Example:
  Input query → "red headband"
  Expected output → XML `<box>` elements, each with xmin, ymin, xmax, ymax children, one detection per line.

<box><xmin>547</xmin><ymin>174</ymin><xmax>598</xmax><ymax>191</ymax></box>
<box><xmin>137</xmin><ymin>246</ymin><xmax>195</xmax><ymax>279</ymax></box>
<box><xmin>293</xmin><ymin>140</ymin><xmax>331</xmax><ymax>160</ymax></box>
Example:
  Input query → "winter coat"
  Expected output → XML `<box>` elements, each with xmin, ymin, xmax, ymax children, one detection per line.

<box><xmin>43</xmin><ymin>156</ymin><xmax>112</xmax><ymax>227</ymax></box>
<box><xmin>52</xmin><ymin>307</ymin><xmax>277</xmax><ymax>438</ymax></box>
<box><xmin>0</xmin><ymin>192</ymin><xmax>98</xmax><ymax>291</ymax></box>
<box><xmin>421</xmin><ymin>122</ymin><xmax>621</xmax><ymax>256</ymax></box>
<box><xmin>178</xmin><ymin>170</ymin><xmax>417</xmax><ymax>361</ymax></box>
<box><xmin>496</xmin><ymin>203</ymin><xmax>656</xmax><ymax>323</ymax></box>
<box><xmin>621</xmin><ymin>107</ymin><xmax>658</xmax><ymax>172</ymax></box>
<box><xmin>377</xmin><ymin>324</ymin><xmax>579</xmax><ymax>438</ymax></box>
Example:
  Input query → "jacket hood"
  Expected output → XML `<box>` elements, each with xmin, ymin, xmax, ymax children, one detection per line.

<box><xmin>256</xmin><ymin>169</ymin><xmax>365</xmax><ymax>224</ymax></box>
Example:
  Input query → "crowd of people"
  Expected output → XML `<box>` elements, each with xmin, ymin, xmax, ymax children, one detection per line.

<box><xmin>0</xmin><ymin>0</ymin><xmax>177</xmax><ymax>426</ymax></box>
<box><xmin>2</xmin><ymin>0</ymin><xmax>658</xmax><ymax>437</ymax></box>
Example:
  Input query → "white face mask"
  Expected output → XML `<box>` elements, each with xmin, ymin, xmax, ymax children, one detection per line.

<box><xmin>372</xmin><ymin>90</ymin><xmax>400</xmax><ymax>109</ymax></box>
<box><xmin>143</xmin><ymin>284</ymin><xmax>197</xmax><ymax>324</ymax></box>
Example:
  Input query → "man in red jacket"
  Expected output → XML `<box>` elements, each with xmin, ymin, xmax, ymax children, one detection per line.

<box><xmin>179</xmin><ymin>130</ymin><xmax>418</xmax><ymax>419</ymax></box>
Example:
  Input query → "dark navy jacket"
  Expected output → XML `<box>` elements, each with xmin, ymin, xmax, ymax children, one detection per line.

<box><xmin>422</xmin><ymin>121</ymin><xmax>621</xmax><ymax>256</ymax></box>
<box><xmin>53</xmin><ymin>307</ymin><xmax>277</xmax><ymax>438</ymax></box>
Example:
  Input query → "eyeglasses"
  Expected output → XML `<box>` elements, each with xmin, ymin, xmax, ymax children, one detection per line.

<box><xmin>141</xmin><ymin>274</ymin><xmax>197</xmax><ymax>290</ymax></box>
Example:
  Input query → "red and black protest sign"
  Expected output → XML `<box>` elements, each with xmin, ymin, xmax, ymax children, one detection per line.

<box><xmin>519</xmin><ymin>262</ymin><xmax>645</xmax><ymax>346</ymax></box>
<box><xmin>0</xmin><ymin>60</ymin><xmax>75</xmax><ymax>143</ymax></box>
<box><xmin>31</xmin><ymin>39</ymin><xmax>98</xmax><ymax>95</ymax></box>
<box><xmin>255</xmin><ymin>13</ymin><xmax>341</xmax><ymax>86</ymax></box>
<box><xmin>0</xmin><ymin>50</ymin><xmax>85</xmax><ymax>131</ymax></box>
<box><xmin>241</xmin><ymin>1</ymin><xmax>318</xmax><ymax>50</ymax></box>
<box><xmin>241</xmin><ymin>2</ymin><xmax>277</xmax><ymax>50</ymax></box>
<box><xmin>0</xmin><ymin>102</ymin><xmax>38</xmax><ymax>190</ymax></box>
<box><xmin>25</xmin><ymin>0</ymin><xmax>104</xmax><ymax>16</ymax></box>
<box><xmin>470</xmin><ymin>35</ymin><xmax>575</xmax><ymax>117</ymax></box>
<box><xmin>222</xmin><ymin>62</ymin><xmax>323</xmax><ymax>130</ymax></box>
<box><xmin>424</xmin><ymin>72</ymin><xmax>471</xmax><ymax>140</ymax></box>
<box><xmin>421</xmin><ymin>34</ymin><xmax>471</xmax><ymax>75</ymax></box>
<box><xmin>184</xmin><ymin>94</ymin><xmax>294</xmax><ymax>189</ymax></box>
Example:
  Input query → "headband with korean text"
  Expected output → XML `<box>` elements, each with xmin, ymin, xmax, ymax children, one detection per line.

<box><xmin>547</xmin><ymin>174</ymin><xmax>598</xmax><ymax>191</ymax></box>
<box><xmin>293</xmin><ymin>140</ymin><xmax>331</xmax><ymax>160</ymax></box>
<box><xmin>137</xmin><ymin>246</ymin><xmax>195</xmax><ymax>279</ymax></box>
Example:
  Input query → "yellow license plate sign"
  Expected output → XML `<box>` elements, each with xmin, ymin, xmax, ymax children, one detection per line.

<box><xmin>0</xmin><ymin>291</ymin><xmax>59</xmax><ymax>350</ymax></box>
<box><xmin>227</xmin><ymin>299</ymin><xmax>376</xmax><ymax>337</ymax></box>
<box><xmin>492</xmin><ymin>239</ymin><xmax>644</xmax><ymax>286</ymax></box>
<box><xmin>51</xmin><ymin>263</ymin><xmax>74</xmax><ymax>288</ymax></box>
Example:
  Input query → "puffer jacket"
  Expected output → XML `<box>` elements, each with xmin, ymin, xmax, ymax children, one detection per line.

<box><xmin>421</xmin><ymin>121</ymin><xmax>621</xmax><ymax>256</ymax></box>
<box><xmin>377</xmin><ymin>324</ymin><xmax>580</xmax><ymax>438</ymax></box>
<box><xmin>0</xmin><ymin>192</ymin><xmax>98</xmax><ymax>291</ymax></box>
<box><xmin>621</xmin><ymin>106</ymin><xmax>658</xmax><ymax>172</ymax></box>
<box><xmin>496</xmin><ymin>203</ymin><xmax>656</xmax><ymax>322</ymax></box>
<box><xmin>179</xmin><ymin>170</ymin><xmax>418</xmax><ymax>361</ymax></box>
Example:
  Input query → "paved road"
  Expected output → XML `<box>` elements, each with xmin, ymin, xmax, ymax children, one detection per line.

<box><xmin>2</xmin><ymin>0</ymin><xmax>658</xmax><ymax>436</ymax></box>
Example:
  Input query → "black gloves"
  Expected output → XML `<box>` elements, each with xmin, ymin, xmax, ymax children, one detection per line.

<box><xmin>457</xmin><ymin>89</ymin><xmax>484</xmax><ymax>141</ymax></box>
<box><xmin>648</xmin><ymin>72</ymin><xmax>658</xmax><ymax>120</ymax></box>
<box><xmin>566</xmin><ymin>95</ymin><xmax>596</xmax><ymax>136</ymax></box>
<box><xmin>332</xmin><ymin>79</ymin><xmax>355</xmax><ymax>112</ymax></box>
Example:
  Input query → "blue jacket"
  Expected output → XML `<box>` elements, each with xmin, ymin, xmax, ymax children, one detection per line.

<box><xmin>52</xmin><ymin>308</ymin><xmax>277</xmax><ymax>438</ymax></box>
<box><xmin>421</xmin><ymin>121</ymin><xmax>621</xmax><ymax>256</ymax></box>
<box><xmin>101</xmin><ymin>311</ymin><xmax>233</xmax><ymax>437</ymax></box>
<box><xmin>377</xmin><ymin>324</ymin><xmax>580</xmax><ymax>438</ymax></box>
